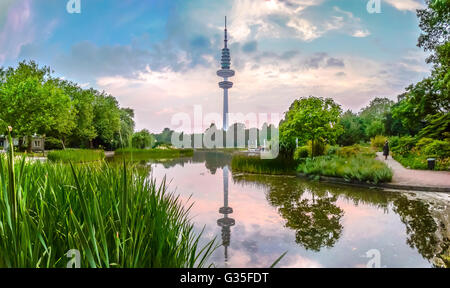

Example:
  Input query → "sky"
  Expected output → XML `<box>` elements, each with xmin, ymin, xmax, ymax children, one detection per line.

<box><xmin>0</xmin><ymin>0</ymin><xmax>430</xmax><ymax>133</ymax></box>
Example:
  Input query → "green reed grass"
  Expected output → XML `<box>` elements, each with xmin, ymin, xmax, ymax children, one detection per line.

<box><xmin>0</xmin><ymin>152</ymin><xmax>215</xmax><ymax>268</ymax></box>
<box><xmin>115</xmin><ymin>148</ymin><xmax>194</xmax><ymax>160</ymax></box>
<box><xmin>298</xmin><ymin>155</ymin><xmax>393</xmax><ymax>184</ymax></box>
<box><xmin>47</xmin><ymin>149</ymin><xmax>105</xmax><ymax>163</ymax></box>
<box><xmin>231</xmin><ymin>154</ymin><xmax>298</xmax><ymax>175</ymax></box>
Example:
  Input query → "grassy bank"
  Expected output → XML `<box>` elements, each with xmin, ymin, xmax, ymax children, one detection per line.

<box><xmin>115</xmin><ymin>148</ymin><xmax>194</xmax><ymax>159</ymax></box>
<box><xmin>47</xmin><ymin>149</ymin><xmax>105</xmax><ymax>163</ymax></box>
<box><xmin>231</xmin><ymin>154</ymin><xmax>298</xmax><ymax>175</ymax></box>
<box><xmin>298</xmin><ymin>155</ymin><xmax>393</xmax><ymax>184</ymax></box>
<box><xmin>0</xmin><ymin>153</ymin><xmax>214</xmax><ymax>267</ymax></box>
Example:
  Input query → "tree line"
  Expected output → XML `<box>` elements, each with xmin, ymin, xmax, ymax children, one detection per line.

<box><xmin>0</xmin><ymin>61</ymin><xmax>135</xmax><ymax>152</ymax></box>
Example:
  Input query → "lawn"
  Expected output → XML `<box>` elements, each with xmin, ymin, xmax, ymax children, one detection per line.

<box><xmin>115</xmin><ymin>148</ymin><xmax>194</xmax><ymax>159</ymax></box>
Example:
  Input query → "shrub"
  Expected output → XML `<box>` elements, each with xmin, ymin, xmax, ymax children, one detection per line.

<box><xmin>370</xmin><ymin>135</ymin><xmax>387</xmax><ymax>151</ymax></box>
<box><xmin>327</xmin><ymin>145</ymin><xmax>340</xmax><ymax>156</ymax></box>
<box><xmin>45</xmin><ymin>137</ymin><xmax>64</xmax><ymax>150</ymax></box>
<box><xmin>416</xmin><ymin>138</ymin><xmax>434</xmax><ymax>151</ymax></box>
<box><xmin>422</xmin><ymin>140</ymin><xmax>450</xmax><ymax>158</ymax></box>
<box><xmin>390</xmin><ymin>136</ymin><xmax>417</xmax><ymax>155</ymax></box>
<box><xmin>337</xmin><ymin>145</ymin><xmax>375</xmax><ymax>158</ymax></box>
<box><xmin>294</xmin><ymin>146</ymin><xmax>309</xmax><ymax>160</ymax></box>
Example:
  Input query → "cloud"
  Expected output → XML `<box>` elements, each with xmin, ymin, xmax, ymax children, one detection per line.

<box><xmin>384</xmin><ymin>0</ymin><xmax>424</xmax><ymax>12</ymax></box>
<box><xmin>0</xmin><ymin>0</ymin><xmax>34</xmax><ymax>64</ymax></box>
<box><xmin>242</xmin><ymin>41</ymin><xmax>258</xmax><ymax>53</ymax></box>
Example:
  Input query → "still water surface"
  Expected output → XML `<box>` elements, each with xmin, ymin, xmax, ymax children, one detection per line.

<box><xmin>145</xmin><ymin>151</ymin><xmax>450</xmax><ymax>268</ymax></box>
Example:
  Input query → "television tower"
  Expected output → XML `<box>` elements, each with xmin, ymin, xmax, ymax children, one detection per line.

<box><xmin>217</xmin><ymin>16</ymin><xmax>235</xmax><ymax>132</ymax></box>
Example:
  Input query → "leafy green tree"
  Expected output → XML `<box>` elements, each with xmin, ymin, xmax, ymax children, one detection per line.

<box><xmin>92</xmin><ymin>92</ymin><xmax>121</xmax><ymax>150</ymax></box>
<box><xmin>116</xmin><ymin>108</ymin><xmax>135</xmax><ymax>148</ymax></box>
<box><xmin>0</xmin><ymin>61</ymin><xmax>75</xmax><ymax>152</ymax></box>
<box><xmin>132</xmin><ymin>129</ymin><xmax>155</xmax><ymax>149</ymax></box>
<box><xmin>155</xmin><ymin>128</ymin><xmax>174</xmax><ymax>145</ymax></box>
<box><xmin>337</xmin><ymin>110</ymin><xmax>365</xmax><ymax>146</ymax></box>
<box><xmin>279</xmin><ymin>96</ymin><xmax>342</xmax><ymax>157</ymax></box>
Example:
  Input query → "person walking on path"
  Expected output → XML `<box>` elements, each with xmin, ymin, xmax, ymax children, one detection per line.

<box><xmin>383</xmin><ymin>140</ymin><xmax>389</xmax><ymax>160</ymax></box>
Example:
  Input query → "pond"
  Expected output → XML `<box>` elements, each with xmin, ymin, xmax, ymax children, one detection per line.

<box><xmin>123</xmin><ymin>151</ymin><xmax>450</xmax><ymax>268</ymax></box>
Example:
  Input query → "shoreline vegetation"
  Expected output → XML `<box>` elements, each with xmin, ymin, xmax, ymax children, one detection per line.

<box><xmin>232</xmin><ymin>144</ymin><xmax>393</xmax><ymax>184</ymax></box>
<box><xmin>115</xmin><ymin>148</ymin><xmax>194</xmax><ymax>160</ymax></box>
<box><xmin>0</xmin><ymin>146</ymin><xmax>215</xmax><ymax>268</ymax></box>
<box><xmin>47</xmin><ymin>149</ymin><xmax>105</xmax><ymax>163</ymax></box>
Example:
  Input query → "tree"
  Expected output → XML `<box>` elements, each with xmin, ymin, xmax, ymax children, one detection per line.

<box><xmin>92</xmin><ymin>92</ymin><xmax>121</xmax><ymax>150</ymax></box>
<box><xmin>0</xmin><ymin>61</ymin><xmax>75</xmax><ymax>152</ymax></box>
<box><xmin>279</xmin><ymin>96</ymin><xmax>342</xmax><ymax>157</ymax></box>
<box><xmin>117</xmin><ymin>108</ymin><xmax>135</xmax><ymax>148</ymax></box>
<box><xmin>132</xmin><ymin>129</ymin><xmax>154</xmax><ymax>149</ymax></box>
<box><xmin>337</xmin><ymin>110</ymin><xmax>365</xmax><ymax>146</ymax></box>
<box><xmin>417</xmin><ymin>0</ymin><xmax>450</xmax><ymax>65</ymax></box>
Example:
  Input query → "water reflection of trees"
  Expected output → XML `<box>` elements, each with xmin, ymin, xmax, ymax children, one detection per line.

<box><xmin>233</xmin><ymin>174</ymin><xmax>449</xmax><ymax>266</ymax></box>
<box><xmin>393</xmin><ymin>196</ymin><xmax>450</xmax><ymax>267</ymax></box>
<box><xmin>234</xmin><ymin>175</ymin><xmax>344</xmax><ymax>251</ymax></box>
<box><xmin>116</xmin><ymin>151</ymin><xmax>232</xmax><ymax>174</ymax></box>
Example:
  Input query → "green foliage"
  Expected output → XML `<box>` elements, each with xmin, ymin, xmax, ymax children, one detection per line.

<box><xmin>44</xmin><ymin>137</ymin><xmax>64</xmax><ymax>150</ymax></box>
<box><xmin>298</xmin><ymin>155</ymin><xmax>393</xmax><ymax>184</ymax></box>
<box><xmin>115</xmin><ymin>148</ymin><xmax>193</xmax><ymax>160</ymax></box>
<box><xmin>294</xmin><ymin>146</ymin><xmax>309</xmax><ymax>160</ymax></box>
<box><xmin>231</xmin><ymin>155</ymin><xmax>298</xmax><ymax>175</ymax></box>
<box><xmin>0</xmin><ymin>156</ymin><xmax>214</xmax><ymax>267</ymax></box>
<box><xmin>132</xmin><ymin>129</ymin><xmax>155</xmax><ymax>149</ymax></box>
<box><xmin>337</xmin><ymin>110</ymin><xmax>365</xmax><ymax>146</ymax></box>
<box><xmin>390</xmin><ymin>136</ymin><xmax>418</xmax><ymax>155</ymax></box>
<box><xmin>370</xmin><ymin>135</ymin><xmax>388</xmax><ymax>151</ymax></box>
<box><xmin>336</xmin><ymin>145</ymin><xmax>375</xmax><ymax>158</ymax></box>
<box><xmin>0</xmin><ymin>61</ymin><xmax>76</xmax><ymax>151</ymax></box>
<box><xmin>326</xmin><ymin>145</ymin><xmax>340</xmax><ymax>156</ymax></box>
<box><xmin>422</xmin><ymin>139</ymin><xmax>450</xmax><ymax>158</ymax></box>
<box><xmin>365</xmin><ymin>120</ymin><xmax>385</xmax><ymax>139</ymax></box>
<box><xmin>279</xmin><ymin>96</ymin><xmax>342</xmax><ymax>156</ymax></box>
<box><xmin>47</xmin><ymin>149</ymin><xmax>105</xmax><ymax>163</ymax></box>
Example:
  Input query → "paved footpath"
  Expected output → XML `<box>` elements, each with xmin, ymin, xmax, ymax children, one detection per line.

<box><xmin>376</xmin><ymin>152</ymin><xmax>450</xmax><ymax>188</ymax></box>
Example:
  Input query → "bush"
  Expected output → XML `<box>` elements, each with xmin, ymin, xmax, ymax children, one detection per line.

<box><xmin>44</xmin><ymin>137</ymin><xmax>64</xmax><ymax>150</ymax></box>
<box><xmin>370</xmin><ymin>135</ymin><xmax>387</xmax><ymax>151</ymax></box>
<box><xmin>294</xmin><ymin>146</ymin><xmax>309</xmax><ymax>160</ymax></box>
<box><xmin>308</xmin><ymin>140</ymin><xmax>326</xmax><ymax>157</ymax></box>
<box><xmin>327</xmin><ymin>145</ymin><xmax>340</xmax><ymax>156</ymax></box>
<box><xmin>337</xmin><ymin>145</ymin><xmax>375</xmax><ymax>158</ymax></box>
<box><xmin>47</xmin><ymin>149</ymin><xmax>105</xmax><ymax>163</ymax></box>
<box><xmin>416</xmin><ymin>138</ymin><xmax>434</xmax><ymax>151</ymax></box>
<box><xmin>422</xmin><ymin>140</ymin><xmax>450</xmax><ymax>158</ymax></box>
<box><xmin>390</xmin><ymin>136</ymin><xmax>417</xmax><ymax>155</ymax></box>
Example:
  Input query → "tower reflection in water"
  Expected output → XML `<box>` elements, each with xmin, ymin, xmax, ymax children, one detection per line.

<box><xmin>217</xmin><ymin>165</ymin><xmax>235</xmax><ymax>264</ymax></box>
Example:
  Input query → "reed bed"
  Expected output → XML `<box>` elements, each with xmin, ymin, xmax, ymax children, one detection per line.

<box><xmin>47</xmin><ymin>149</ymin><xmax>105</xmax><ymax>163</ymax></box>
<box><xmin>298</xmin><ymin>155</ymin><xmax>393</xmax><ymax>184</ymax></box>
<box><xmin>0</xmin><ymin>135</ymin><xmax>214</xmax><ymax>268</ymax></box>
<box><xmin>231</xmin><ymin>154</ymin><xmax>298</xmax><ymax>175</ymax></box>
<box><xmin>115</xmin><ymin>148</ymin><xmax>194</xmax><ymax>160</ymax></box>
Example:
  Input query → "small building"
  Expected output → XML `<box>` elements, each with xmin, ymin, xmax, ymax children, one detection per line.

<box><xmin>23</xmin><ymin>135</ymin><xmax>45</xmax><ymax>152</ymax></box>
<box><xmin>0</xmin><ymin>135</ymin><xmax>45</xmax><ymax>152</ymax></box>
